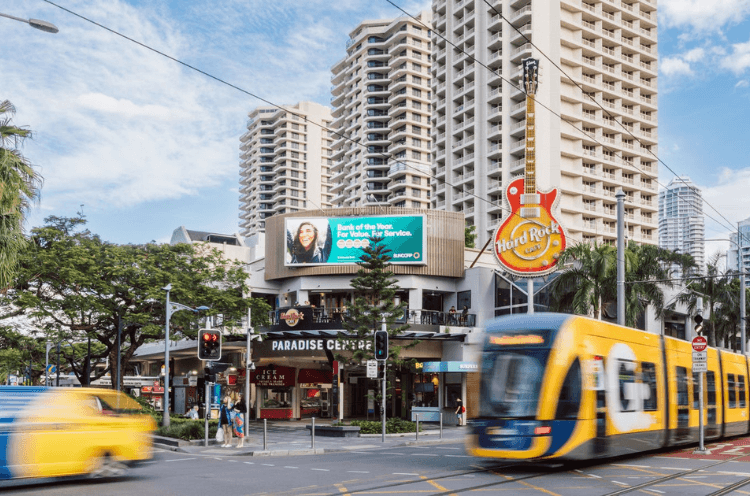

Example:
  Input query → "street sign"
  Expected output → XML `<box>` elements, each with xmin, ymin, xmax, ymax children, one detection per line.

<box><xmin>366</xmin><ymin>360</ymin><xmax>378</xmax><ymax>379</ymax></box>
<box><xmin>46</xmin><ymin>364</ymin><xmax>56</xmax><ymax>374</ymax></box>
<box><xmin>692</xmin><ymin>336</ymin><xmax>708</xmax><ymax>352</ymax></box>
<box><xmin>693</xmin><ymin>362</ymin><xmax>707</xmax><ymax>373</ymax></box>
<box><xmin>693</xmin><ymin>351</ymin><xmax>707</xmax><ymax>362</ymax></box>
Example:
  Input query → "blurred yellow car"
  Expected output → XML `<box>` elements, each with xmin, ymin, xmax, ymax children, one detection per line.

<box><xmin>0</xmin><ymin>386</ymin><xmax>156</xmax><ymax>480</ymax></box>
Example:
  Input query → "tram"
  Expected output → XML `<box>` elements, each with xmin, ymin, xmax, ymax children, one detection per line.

<box><xmin>468</xmin><ymin>313</ymin><xmax>749</xmax><ymax>461</ymax></box>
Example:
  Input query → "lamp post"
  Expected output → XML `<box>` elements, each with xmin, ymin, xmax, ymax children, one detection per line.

<box><xmin>0</xmin><ymin>12</ymin><xmax>58</xmax><ymax>33</ymax></box>
<box><xmin>162</xmin><ymin>283</ymin><xmax>209</xmax><ymax>428</ymax></box>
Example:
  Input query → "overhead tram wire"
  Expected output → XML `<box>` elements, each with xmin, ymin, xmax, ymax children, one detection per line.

<box><xmin>385</xmin><ymin>0</ymin><xmax>744</xmax><ymax>243</ymax></box>
<box><xmin>42</xmin><ymin>0</ymin><xmax>529</xmax><ymax>228</ymax></box>
<box><xmin>479</xmin><ymin>0</ymin><xmax>747</xmax><ymax>242</ymax></box>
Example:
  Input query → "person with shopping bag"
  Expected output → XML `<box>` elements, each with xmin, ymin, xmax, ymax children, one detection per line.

<box><xmin>219</xmin><ymin>396</ymin><xmax>233</xmax><ymax>447</ymax></box>
<box><xmin>232</xmin><ymin>393</ymin><xmax>247</xmax><ymax>448</ymax></box>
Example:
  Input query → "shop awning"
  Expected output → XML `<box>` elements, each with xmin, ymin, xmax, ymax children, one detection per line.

<box><xmin>298</xmin><ymin>368</ymin><xmax>333</xmax><ymax>384</ymax></box>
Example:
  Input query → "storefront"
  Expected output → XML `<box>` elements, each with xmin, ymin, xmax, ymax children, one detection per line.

<box><xmin>410</xmin><ymin>361</ymin><xmax>478</xmax><ymax>423</ymax></box>
<box><xmin>251</xmin><ymin>365</ymin><xmax>296</xmax><ymax>419</ymax></box>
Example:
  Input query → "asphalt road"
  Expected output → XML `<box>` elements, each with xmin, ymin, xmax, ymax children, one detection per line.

<box><xmin>7</xmin><ymin>441</ymin><xmax>750</xmax><ymax>495</ymax></box>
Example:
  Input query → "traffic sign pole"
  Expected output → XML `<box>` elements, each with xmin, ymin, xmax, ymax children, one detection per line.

<box><xmin>692</xmin><ymin>336</ymin><xmax>707</xmax><ymax>453</ymax></box>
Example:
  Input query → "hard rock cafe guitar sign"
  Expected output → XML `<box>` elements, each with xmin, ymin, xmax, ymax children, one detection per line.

<box><xmin>493</xmin><ymin>58</ymin><xmax>567</xmax><ymax>277</ymax></box>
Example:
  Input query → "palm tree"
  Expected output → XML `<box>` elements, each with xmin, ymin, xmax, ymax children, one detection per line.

<box><xmin>674</xmin><ymin>253</ymin><xmax>734</xmax><ymax>347</ymax></box>
<box><xmin>550</xmin><ymin>241</ymin><xmax>693</xmax><ymax>327</ymax></box>
<box><xmin>0</xmin><ymin>100</ymin><xmax>42</xmax><ymax>291</ymax></box>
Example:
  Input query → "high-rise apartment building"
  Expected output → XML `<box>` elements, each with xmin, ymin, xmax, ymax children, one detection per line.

<box><xmin>658</xmin><ymin>176</ymin><xmax>704</xmax><ymax>271</ymax></box>
<box><xmin>729</xmin><ymin>218</ymin><xmax>750</xmax><ymax>287</ymax></box>
<box><xmin>431</xmin><ymin>0</ymin><xmax>659</xmax><ymax>245</ymax></box>
<box><xmin>329</xmin><ymin>12</ymin><xmax>433</xmax><ymax>209</ymax></box>
<box><xmin>239</xmin><ymin>102</ymin><xmax>333</xmax><ymax>236</ymax></box>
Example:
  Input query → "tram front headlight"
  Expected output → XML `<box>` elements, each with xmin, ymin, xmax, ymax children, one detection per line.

<box><xmin>534</xmin><ymin>426</ymin><xmax>552</xmax><ymax>435</ymax></box>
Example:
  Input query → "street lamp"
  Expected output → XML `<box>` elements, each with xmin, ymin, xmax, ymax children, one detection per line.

<box><xmin>0</xmin><ymin>12</ymin><xmax>59</xmax><ymax>33</ymax></box>
<box><xmin>162</xmin><ymin>283</ymin><xmax>209</xmax><ymax>428</ymax></box>
<box><xmin>706</xmin><ymin>237</ymin><xmax>747</xmax><ymax>354</ymax></box>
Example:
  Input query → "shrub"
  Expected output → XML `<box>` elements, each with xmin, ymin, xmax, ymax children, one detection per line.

<box><xmin>155</xmin><ymin>419</ymin><xmax>219</xmax><ymax>441</ymax></box>
<box><xmin>349</xmin><ymin>418</ymin><xmax>422</xmax><ymax>434</ymax></box>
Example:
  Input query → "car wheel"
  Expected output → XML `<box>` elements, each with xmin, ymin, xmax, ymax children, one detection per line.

<box><xmin>89</xmin><ymin>453</ymin><xmax>128</xmax><ymax>479</ymax></box>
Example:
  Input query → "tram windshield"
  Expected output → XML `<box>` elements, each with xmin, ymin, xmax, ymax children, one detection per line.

<box><xmin>480</xmin><ymin>351</ymin><xmax>546</xmax><ymax>418</ymax></box>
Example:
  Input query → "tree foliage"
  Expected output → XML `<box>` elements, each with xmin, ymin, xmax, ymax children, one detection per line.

<box><xmin>2</xmin><ymin>215</ymin><xmax>269</xmax><ymax>388</ymax></box>
<box><xmin>0</xmin><ymin>100</ymin><xmax>43</xmax><ymax>291</ymax></box>
<box><xmin>549</xmin><ymin>241</ymin><xmax>696</xmax><ymax>327</ymax></box>
<box><xmin>341</xmin><ymin>236</ymin><xmax>411</xmax><ymax>365</ymax></box>
<box><xmin>464</xmin><ymin>225</ymin><xmax>477</xmax><ymax>249</ymax></box>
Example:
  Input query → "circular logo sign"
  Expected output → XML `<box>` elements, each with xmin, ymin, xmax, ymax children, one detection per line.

<box><xmin>692</xmin><ymin>336</ymin><xmax>707</xmax><ymax>352</ymax></box>
<box><xmin>281</xmin><ymin>308</ymin><xmax>304</xmax><ymax>327</ymax></box>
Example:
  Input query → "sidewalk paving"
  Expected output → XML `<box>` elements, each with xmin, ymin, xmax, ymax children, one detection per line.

<box><xmin>154</xmin><ymin>420</ymin><xmax>470</xmax><ymax>457</ymax></box>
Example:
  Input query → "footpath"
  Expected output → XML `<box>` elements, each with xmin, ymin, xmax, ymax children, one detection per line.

<box><xmin>153</xmin><ymin>419</ymin><xmax>469</xmax><ymax>457</ymax></box>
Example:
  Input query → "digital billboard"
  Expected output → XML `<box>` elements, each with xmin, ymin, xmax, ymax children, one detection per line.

<box><xmin>284</xmin><ymin>215</ymin><xmax>426</xmax><ymax>266</ymax></box>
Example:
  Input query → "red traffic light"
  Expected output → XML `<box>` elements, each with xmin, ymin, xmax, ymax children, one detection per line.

<box><xmin>202</xmin><ymin>333</ymin><xmax>212</xmax><ymax>341</ymax></box>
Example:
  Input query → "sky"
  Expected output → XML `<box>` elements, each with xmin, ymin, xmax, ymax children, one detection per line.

<box><xmin>2</xmin><ymin>0</ymin><xmax>750</xmax><ymax>258</ymax></box>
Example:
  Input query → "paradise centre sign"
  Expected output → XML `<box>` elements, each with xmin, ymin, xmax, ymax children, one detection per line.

<box><xmin>284</xmin><ymin>215</ymin><xmax>426</xmax><ymax>266</ymax></box>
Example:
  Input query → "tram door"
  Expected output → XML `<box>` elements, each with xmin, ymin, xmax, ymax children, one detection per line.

<box><xmin>706</xmin><ymin>371</ymin><xmax>719</xmax><ymax>438</ymax></box>
<box><xmin>592</xmin><ymin>356</ymin><xmax>608</xmax><ymax>455</ymax></box>
<box><xmin>676</xmin><ymin>367</ymin><xmax>690</xmax><ymax>441</ymax></box>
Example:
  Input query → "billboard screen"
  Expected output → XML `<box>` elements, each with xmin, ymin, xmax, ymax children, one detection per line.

<box><xmin>284</xmin><ymin>215</ymin><xmax>426</xmax><ymax>266</ymax></box>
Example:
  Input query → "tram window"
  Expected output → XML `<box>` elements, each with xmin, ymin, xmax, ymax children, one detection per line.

<box><xmin>555</xmin><ymin>359</ymin><xmax>581</xmax><ymax>420</ymax></box>
<box><xmin>707</xmin><ymin>371</ymin><xmax>717</xmax><ymax>407</ymax></box>
<box><xmin>692</xmin><ymin>372</ymin><xmax>700</xmax><ymax>409</ymax></box>
<box><xmin>641</xmin><ymin>362</ymin><xmax>657</xmax><ymax>411</ymax></box>
<box><xmin>676</xmin><ymin>367</ymin><xmax>689</xmax><ymax>407</ymax></box>
<box><xmin>484</xmin><ymin>353</ymin><xmax>543</xmax><ymax>417</ymax></box>
<box><xmin>728</xmin><ymin>374</ymin><xmax>736</xmax><ymax>408</ymax></box>
<box><xmin>739</xmin><ymin>376</ymin><xmax>747</xmax><ymax>408</ymax></box>
<box><xmin>618</xmin><ymin>359</ymin><xmax>636</xmax><ymax>412</ymax></box>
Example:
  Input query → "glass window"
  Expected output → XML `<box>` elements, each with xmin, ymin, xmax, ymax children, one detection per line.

<box><xmin>707</xmin><ymin>371</ymin><xmax>716</xmax><ymax>406</ymax></box>
<box><xmin>676</xmin><ymin>366</ymin><xmax>688</xmax><ymax>406</ymax></box>
<box><xmin>555</xmin><ymin>359</ymin><xmax>582</xmax><ymax>419</ymax></box>
<box><xmin>619</xmin><ymin>360</ymin><xmax>637</xmax><ymax>411</ymax></box>
<box><xmin>740</xmin><ymin>376</ymin><xmax>747</xmax><ymax>408</ymax></box>
<box><xmin>728</xmin><ymin>374</ymin><xmax>736</xmax><ymax>408</ymax></box>
<box><xmin>481</xmin><ymin>352</ymin><xmax>545</xmax><ymax>418</ymax></box>
<box><xmin>642</xmin><ymin>362</ymin><xmax>658</xmax><ymax>411</ymax></box>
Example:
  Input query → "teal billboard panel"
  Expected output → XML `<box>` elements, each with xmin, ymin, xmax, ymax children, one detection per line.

<box><xmin>285</xmin><ymin>215</ymin><xmax>426</xmax><ymax>266</ymax></box>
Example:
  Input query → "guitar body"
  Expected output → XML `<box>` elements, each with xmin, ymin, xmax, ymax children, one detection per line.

<box><xmin>494</xmin><ymin>177</ymin><xmax>566</xmax><ymax>276</ymax></box>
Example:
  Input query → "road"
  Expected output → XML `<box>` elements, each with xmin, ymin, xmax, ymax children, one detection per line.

<box><xmin>6</xmin><ymin>441</ymin><xmax>750</xmax><ymax>495</ymax></box>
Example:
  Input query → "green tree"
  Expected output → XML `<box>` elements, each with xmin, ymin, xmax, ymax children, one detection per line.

<box><xmin>464</xmin><ymin>225</ymin><xmax>477</xmax><ymax>248</ymax></box>
<box><xmin>674</xmin><ymin>253</ymin><xmax>736</xmax><ymax>348</ymax></box>
<box><xmin>3</xmin><ymin>215</ymin><xmax>270</xmax><ymax>389</ymax></box>
<box><xmin>550</xmin><ymin>241</ymin><xmax>692</xmax><ymax>327</ymax></box>
<box><xmin>0</xmin><ymin>327</ymin><xmax>46</xmax><ymax>384</ymax></box>
<box><xmin>0</xmin><ymin>100</ymin><xmax>43</xmax><ymax>291</ymax></box>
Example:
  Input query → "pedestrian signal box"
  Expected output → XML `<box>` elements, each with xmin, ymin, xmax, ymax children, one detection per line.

<box><xmin>198</xmin><ymin>329</ymin><xmax>222</xmax><ymax>360</ymax></box>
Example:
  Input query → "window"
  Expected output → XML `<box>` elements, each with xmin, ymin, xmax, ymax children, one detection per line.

<box><xmin>729</xmin><ymin>374</ymin><xmax>737</xmax><ymax>408</ymax></box>
<box><xmin>740</xmin><ymin>376</ymin><xmax>747</xmax><ymax>408</ymax></box>
<box><xmin>692</xmin><ymin>372</ymin><xmax>701</xmax><ymax>409</ymax></box>
<box><xmin>642</xmin><ymin>362</ymin><xmax>657</xmax><ymax>411</ymax></box>
<box><xmin>707</xmin><ymin>371</ymin><xmax>716</xmax><ymax>406</ymax></box>
<box><xmin>676</xmin><ymin>366</ymin><xmax>689</xmax><ymax>407</ymax></box>
<box><xmin>555</xmin><ymin>359</ymin><xmax>582</xmax><ymax>419</ymax></box>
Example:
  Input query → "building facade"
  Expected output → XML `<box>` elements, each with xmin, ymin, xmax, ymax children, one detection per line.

<box><xmin>239</xmin><ymin>102</ymin><xmax>333</xmax><ymax>237</ymax></box>
<box><xmin>729</xmin><ymin>217</ymin><xmax>750</xmax><ymax>288</ymax></box>
<box><xmin>430</xmin><ymin>0</ymin><xmax>659</xmax><ymax>245</ymax></box>
<box><xmin>658</xmin><ymin>176</ymin><xmax>705</xmax><ymax>273</ymax></box>
<box><xmin>329</xmin><ymin>12</ymin><xmax>433</xmax><ymax>210</ymax></box>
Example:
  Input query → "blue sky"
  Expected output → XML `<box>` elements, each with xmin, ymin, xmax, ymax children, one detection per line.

<box><xmin>2</xmin><ymin>1</ymin><xmax>750</xmax><ymax>259</ymax></box>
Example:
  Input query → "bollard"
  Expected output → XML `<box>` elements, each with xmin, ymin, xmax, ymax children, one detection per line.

<box><xmin>440</xmin><ymin>412</ymin><xmax>443</xmax><ymax>439</ymax></box>
<box><xmin>263</xmin><ymin>418</ymin><xmax>267</xmax><ymax>451</ymax></box>
<box><xmin>416</xmin><ymin>414</ymin><xmax>419</xmax><ymax>442</ymax></box>
<box><xmin>311</xmin><ymin>417</ymin><xmax>316</xmax><ymax>450</ymax></box>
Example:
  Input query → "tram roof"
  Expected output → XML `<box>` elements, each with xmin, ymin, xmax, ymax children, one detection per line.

<box><xmin>484</xmin><ymin>313</ymin><xmax>573</xmax><ymax>334</ymax></box>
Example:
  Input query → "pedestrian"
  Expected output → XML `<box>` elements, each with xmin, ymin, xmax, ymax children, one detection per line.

<box><xmin>448</xmin><ymin>306</ymin><xmax>457</xmax><ymax>324</ymax></box>
<box><xmin>219</xmin><ymin>395</ymin><xmax>233</xmax><ymax>447</ymax></box>
<box><xmin>455</xmin><ymin>398</ymin><xmax>465</xmax><ymax>426</ymax></box>
<box><xmin>184</xmin><ymin>405</ymin><xmax>199</xmax><ymax>420</ymax></box>
<box><xmin>233</xmin><ymin>393</ymin><xmax>247</xmax><ymax>448</ymax></box>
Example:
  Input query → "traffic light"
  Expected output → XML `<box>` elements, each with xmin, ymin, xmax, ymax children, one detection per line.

<box><xmin>374</xmin><ymin>330</ymin><xmax>388</xmax><ymax>361</ymax></box>
<box><xmin>694</xmin><ymin>314</ymin><xmax>704</xmax><ymax>334</ymax></box>
<box><xmin>198</xmin><ymin>329</ymin><xmax>222</xmax><ymax>360</ymax></box>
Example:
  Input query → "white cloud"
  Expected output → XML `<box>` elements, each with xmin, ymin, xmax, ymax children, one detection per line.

<box><xmin>76</xmin><ymin>93</ymin><xmax>188</xmax><ymax>121</ymax></box>
<box><xmin>660</xmin><ymin>0</ymin><xmax>750</xmax><ymax>33</ymax></box>
<box><xmin>661</xmin><ymin>57</ymin><xmax>693</xmax><ymax>77</ymax></box>
<box><xmin>683</xmin><ymin>47</ymin><xmax>706</xmax><ymax>63</ymax></box>
<box><xmin>736</xmin><ymin>80</ymin><xmax>750</xmax><ymax>88</ymax></box>
<box><xmin>702</xmin><ymin>168</ymin><xmax>750</xmax><ymax>236</ymax></box>
<box><xmin>720</xmin><ymin>38</ymin><xmax>750</xmax><ymax>74</ymax></box>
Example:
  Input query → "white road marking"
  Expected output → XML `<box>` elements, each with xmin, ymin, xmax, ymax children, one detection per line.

<box><xmin>284</xmin><ymin>466</ymin><xmax>298</xmax><ymax>469</ymax></box>
<box><xmin>262</xmin><ymin>463</ymin><xmax>275</xmax><ymax>466</ymax></box>
<box><xmin>394</xmin><ymin>472</ymin><xmax>419</xmax><ymax>476</ymax></box>
<box><xmin>650</xmin><ymin>490</ymin><xmax>665</xmax><ymax>494</ymax></box>
<box><xmin>412</xmin><ymin>454</ymin><xmax>439</xmax><ymax>456</ymax></box>
<box><xmin>311</xmin><ymin>468</ymin><xmax>329</xmax><ymax>471</ymax></box>
<box><xmin>347</xmin><ymin>471</ymin><xmax>369</xmax><ymax>473</ymax></box>
<box><xmin>616</xmin><ymin>464</ymin><xmax>651</xmax><ymax>468</ymax></box>
<box><xmin>244</xmin><ymin>462</ymin><xmax>254</xmax><ymax>465</ymax></box>
<box><xmin>445</xmin><ymin>455</ymin><xmax>470</xmax><ymax>458</ymax></box>
<box><xmin>436</xmin><ymin>447</ymin><xmax>461</xmax><ymax>450</ymax></box>
<box><xmin>165</xmin><ymin>458</ymin><xmax>196</xmax><ymax>462</ymax></box>
<box><xmin>587</xmin><ymin>474</ymin><xmax>602</xmax><ymax>479</ymax></box>
<box><xmin>657</xmin><ymin>466</ymin><xmax>690</xmax><ymax>471</ymax></box>
<box><xmin>684</xmin><ymin>476</ymin><xmax>707</xmax><ymax>479</ymax></box>
<box><xmin>612</xmin><ymin>481</ymin><xmax>629</xmax><ymax>486</ymax></box>
<box><xmin>718</xmin><ymin>471</ymin><xmax>750</xmax><ymax>476</ymax></box>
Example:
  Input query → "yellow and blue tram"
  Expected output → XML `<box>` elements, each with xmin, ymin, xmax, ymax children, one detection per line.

<box><xmin>468</xmin><ymin>313</ymin><xmax>749</xmax><ymax>461</ymax></box>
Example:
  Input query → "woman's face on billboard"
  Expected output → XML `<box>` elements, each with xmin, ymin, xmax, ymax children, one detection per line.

<box><xmin>298</xmin><ymin>224</ymin><xmax>316</xmax><ymax>249</ymax></box>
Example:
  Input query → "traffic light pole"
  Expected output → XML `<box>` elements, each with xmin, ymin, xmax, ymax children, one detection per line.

<box><xmin>204</xmin><ymin>377</ymin><xmax>211</xmax><ymax>447</ymax></box>
<box><xmin>381</xmin><ymin>319</ymin><xmax>386</xmax><ymax>443</ymax></box>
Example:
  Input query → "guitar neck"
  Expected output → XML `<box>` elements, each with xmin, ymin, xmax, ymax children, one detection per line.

<box><xmin>525</xmin><ymin>94</ymin><xmax>536</xmax><ymax>195</ymax></box>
